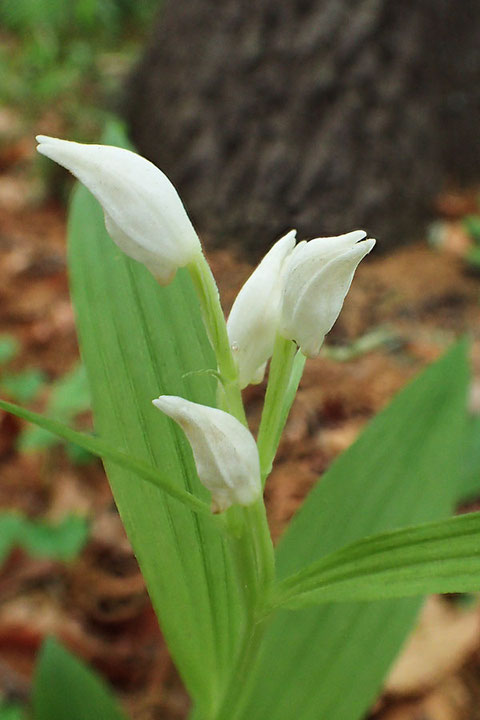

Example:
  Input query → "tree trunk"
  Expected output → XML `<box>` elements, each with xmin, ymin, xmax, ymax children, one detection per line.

<box><xmin>123</xmin><ymin>0</ymin><xmax>480</xmax><ymax>258</ymax></box>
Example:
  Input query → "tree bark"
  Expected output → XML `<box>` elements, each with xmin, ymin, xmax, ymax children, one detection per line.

<box><xmin>124</xmin><ymin>0</ymin><xmax>480</xmax><ymax>257</ymax></box>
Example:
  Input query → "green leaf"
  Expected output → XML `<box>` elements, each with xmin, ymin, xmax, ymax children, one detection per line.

<box><xmin>67</xmin><ymin>122</ymin><xmax>243</xmax><ymax>714</ymax></box>
<box><xmin>33</xmin><ymin>637</ymin><xmax>128</xmax><ymax>720</ymax></box>
<box><xmin>47</xmin><ymin>362</ymin><xmax>90</xmax><ymax>418</ymax></box>
<box><xmin>17</xmin><ymin>424</ymin><xmax>58</xmax><ymax>451</ymax></box>
<box><xmin>463</xmin><ymin>214</ymin><xmax>480</xmax><ymax>242</ymax></box>
<box><xmin>238</xmin><ymin>340</ymin><xmax>469</xmax><ymax>720</ymax></box>
<box><xmin>65</xmin><ymin>440</ymin><xmax>95</xmax><ymax>464</ymax></box>
<box><xmin>0</xmin><ymin>398</ymin><xmax>211</xmax><ymax>516</ymax></box>
<box><xmin>0</xmin><ymin>702</ymin><xmax>24</xmax><ymax>720</ymax></box>
<box><xmin>460</xmin><ymin>414</ymin><xmax>480</xmax><ymax>501</ymax></box>
<box><xmin>0</xmin><ymin>513</ymin><xmax>88</xmax><ymax>564</ymax></box>
<box><xmin>1</xmin><ymin>369</ymin><xmax>46</xmax><ymax>404</ymax></box>
<box><xmin>0</xmin><ymin>335</ymin><xmax>19</xmax><ymax>365</ymax></box>
<box><xmin>18</xmin><ymin>362</ymin><xmax>90</xmax><ymax>452</ymax></box>
<box><xmin>466</xmin><ymin>245</ymin><xmax>480</xmax><ymax>269</ymax></box>
<box><xmin>274</xmin><ymin>511</ymin><xmax>480</xmax><ymax>608</ymax></box>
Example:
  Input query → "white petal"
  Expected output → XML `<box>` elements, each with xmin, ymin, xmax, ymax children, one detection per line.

<box><xmin>250</xmin><ymin>362</ymin><xmax>268</xmax><ymax>386</ymax></box>
<box><xmin>153</xmin><ymin>396</ymin><xmax>261</xmax><ymax>512</ymax></box>
<box><xmin>286</xmin><ymin>230</ymin><xmax>367</xmax><ymax>273</ymax></box>
<box><xmin>281</xmin><ymin>237</ymin><xmax>375</xmax><ymax>356</ymax></box>
<box><xmin>227</xmin><ymin>230</ymin><xmax>296</xmax><ymax>388</ymax></box>
<box><xmin>36</xmin><ymin>136</ymin><xmax>201</xmax><ymax>281</ymax></box>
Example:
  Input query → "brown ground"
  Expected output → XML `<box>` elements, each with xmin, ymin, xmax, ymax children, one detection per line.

<box><xmin>1</xmin><ymin>126</ymin><xmax>480</xmax><ymax>719</ymax></box>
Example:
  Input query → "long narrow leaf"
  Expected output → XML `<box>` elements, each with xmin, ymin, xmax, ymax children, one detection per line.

<box><xmin>238</xmin><ymin>341</ymin><xmax>469</xmax><ymax>720</ymax></box>
<box><xmin>33</xmin><ymin>638</ymin><xmax>128</xmax><ymax>720</ymax></box>
<box><xmin>0</xmin><ymin>398</ymin><xmax>211</xmax><ymax>516</ymax></box>
<box><xmin>460</xmin><ymin>414</ymin><xmax>480</xmax><ymax>501</ymax></box>
<box><xmin>274</xmin><ymin>511</ymin><xmax>480</xmax><ymax>608</ymax></box>
<box><xmin>67</xmin><ymin>122</ymin><xmax>243</xmax><ymax>713</ymax></box>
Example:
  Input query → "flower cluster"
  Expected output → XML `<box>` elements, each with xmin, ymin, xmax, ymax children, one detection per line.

<box><xmin>228</xmin><ymin>229</ymin><xmax>375</xmax><ymax>387</ymax></box>
<box><xmin>37</xmin><ymin>136</ymin><xmax>375</xmax><ymax>512</ymax></box>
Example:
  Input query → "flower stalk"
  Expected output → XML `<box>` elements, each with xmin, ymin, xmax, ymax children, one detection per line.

<box><xmin>187</xmin><ymin>254</ymin><xmax>247</xmax><ymax>424</ymax></box>
<box><xmin>257</xmin><ymin>334</ymin><xmax>305</xmax><ymax>485</ymax></box>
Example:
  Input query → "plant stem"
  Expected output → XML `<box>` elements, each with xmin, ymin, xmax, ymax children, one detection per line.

<box><xmin>188</xmin><ymin>253</ymin><xmax>277</xmax><ymax>720</ymax></box>
<box><xmin>216</xmin><ymin>498</ymin><xmax>274</xmax><ymax>720</ymax></box>
<box><xmin>187</xmin><ymin>253</ymin><xmax>246</xmax><ymax>424</ymax></box>
<box><xmin>257</xmin><ymin>334</ymin><xmax>306</xmax><ymax>486</ymax></box>
<box><xmin>224</xmin><ymin>498</ymin><xmax>275</xmax><ymax>617</ymax></box>
<box><xmin>212</xmin><ymin>613</ymin><xmax>269</xmax><ymax>720</ymax></box>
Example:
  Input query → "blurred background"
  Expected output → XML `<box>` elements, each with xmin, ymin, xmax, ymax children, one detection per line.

<box><xmin>1</xmin><ymin>1</ymin><xmax>480</xmax><ymax>718</ymax></box>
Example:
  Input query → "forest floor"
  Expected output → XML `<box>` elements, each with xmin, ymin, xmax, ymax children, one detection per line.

<box><xmin>1</xmin><ymin>115</ymin><xmax>480</xmax><ymax>720</ymax></box>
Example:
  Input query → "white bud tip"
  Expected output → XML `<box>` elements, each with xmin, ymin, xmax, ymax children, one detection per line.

<box><xmin>152</xmin><ymin>396</ymin><xmax>178</xmax><ymax>416</ymax></box>
<box><xmin>152</xmin><ymin>395</ymin><xmax>262</xmax><ymax>512</ymax></box>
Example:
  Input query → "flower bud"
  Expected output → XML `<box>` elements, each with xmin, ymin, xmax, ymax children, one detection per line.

<box><xmin>280</xmin><ymin>231</ymin><xmax>375</xmax><ymax>357</ymax></box>
<box><xmin>36</xmin><ymin>136</ymin><xmax>201</xmax><ymax>284</ymax></box>
<box><xmin>227</xmin><ymin>231</ymin><xmax>296</xmax><ymax>388</ymax></box>
<box><xmin>152</xmin><ymin>395</ymin><xmax>261</xmax><ymax>512</ymax></box>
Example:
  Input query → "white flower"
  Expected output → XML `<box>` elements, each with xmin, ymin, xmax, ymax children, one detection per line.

<box><xmin>280</xmin><ymin>231</ymin><xmax>376</xmax><ymax>357</ymax></box>
<box><xmin>227</xmin><ymin>231</ymin><xmax>296</xmax><ymax>388</ymax></box>
<box><xmin>152</xmin><ymin>395</ymin><xmax>261</xmax><ymax>512</ymax></box>
<box><xmin>36</xmin><ymin>136</ymin><xmax>201</xmax><ymax>284</ymax></box>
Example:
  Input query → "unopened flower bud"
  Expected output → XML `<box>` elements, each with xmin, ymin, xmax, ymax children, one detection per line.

<box><xmin>152</xmin><ymin>396</ymin><xmax>261</xmax><ymax>512</ymax></box>
<box><xmin>36</xmin><ymin>136</ymin><xmax>201</xmax><ymax>284</ymax></box>
<box><xmin>280</xmin><ymin>231</ymin><xmax>375</xmax><ymax>357</ymax></box>
<box><xmin>227</xmin><ymin>231</ymin><xmax>296</xmax><ymax>388</ymax></box>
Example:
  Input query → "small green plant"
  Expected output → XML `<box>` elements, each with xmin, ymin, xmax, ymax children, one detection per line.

<box><xmin>0</xmin><ymin>0</ymin><xmax>161</xmax><ymax>140</ymax></box>
<box><xmin>0</xmin><ymin>702</ymin><xmax>25</xmax><ymax>720</ymax></box>
<box><xmin>0</xmin><ymin>512</ymin><xmax>88</xmax><ymax>565</ymax></box>
<box><xmin>18</xmin><ymin>362</ymin><xmax>93</xmax><ymax>463</ymax></box>
<box><xmin>0</xmin><ymin>334</ymin><xmax>46</xmax><ymax>404</ymax></box>
<box><xmin>0</xmin><ymin>338</ymin><xmax>92</xmax><ymax>462</ymax></box>
<box><xmin>1</xmin><ymin>123</ymin><xmax>478</xmax><ymax>719</ymax></box>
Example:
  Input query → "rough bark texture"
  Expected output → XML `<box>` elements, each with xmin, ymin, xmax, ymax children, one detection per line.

<box><xmin>124</xmin><ymin>0</ymin><xmax>480</xmax><ymax>257</ymax></box>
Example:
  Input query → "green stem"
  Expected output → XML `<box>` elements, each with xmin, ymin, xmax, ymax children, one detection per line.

<box><xmin>187</xmin><ymin>253</ymin><xmax>246</xmax><ymax>424</ymax></box>
<box><xmin>188</xmin><ymin>253</ymin><xmax>277</xmax><ymax>720</ymax></box>
<box><xmin>224</xmin><ymin>499</ymin><xmax>275</xmax><ymax>617</ymax></box>
<box><xmin>0</xmin><ymin>398</ymin><xmax>212</xmax><ymax>516</ymax></box>
<box><xmin>215</xmin><ymin>499</ymin><xmax>274</xmax><ymax>720</ymax></box>
<box><xmin>213</xmin><ymin>613</ymin><xmax>269</xmax><ymax>720</ymax></box>
<box><xmin>243</xmin><ymin>499</ymin><xmax>275</xmax><ymax>594</ymax></box>
<box><xmin>257</xmin><ymin>334</ymin><xmax>306</xmax><ymax>486</ymax></box>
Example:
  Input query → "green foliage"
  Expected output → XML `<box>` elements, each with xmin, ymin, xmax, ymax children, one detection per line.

<box><xmin>0</xmin><ymin>0</ymin><xmax>161</xmax><ymax>139</ymax></box>
<box><xmin>2</xmin><ymin>121</ymin><xmax>476</xmax><ymax>718</ymax></box>
<box><xmin>0</xmin><ymin>335</ymin><xmax>20</xmax><ymax>366</ymax></box>
<box><xmin>463</xmin><ymin>214</ymin><xmax>480</xmax><ymax>243</ymax></box>
<box><xmin>67</xmin><ymin>122</ymin><xmax>244</xmax><ymax>716</ymax></box>
<box><xmin>18</xmin><ymin>362</ymin><xmax>92</xmax><ymax>461</ymax></box>
<box><xmin>274</xmin><ymin>511</ymin><xmax>480</xmax><ymax>608</ymax></box>
<box><xmin>238</xmin><ymin>341</ymin><xmax>469</xmax><ymax>720</ymax></box>
<box><xmin>0</xmin><ymin>397</ymin><xmax>211</xmax><ymax>516</ymax></box>
<box><xmin>0</xmin><ymin>334</ymin><xmax>46</xmax><ymax>404</ymax></box>
<box><xmin>0</xmin><ymin>335</ymin><xmax>91</xmax><ymax>460</ymax></box>
<box><xmin>1</xmin><ymin>369</ymin><xmax>46</xmax><ymax>404</ymax></box>
<box><xmin>463</xmin><ymin>213</ymin><xmax>480</xmax><ymax>268</ymax></box>
<box><xmin>0</xmin><ymin>513</ymin><xmax>88</xmax><ymax>564</ymax></box>
<box><xmin>460</xmin><ymin>414</ymin><xmax>480</xmax><ymax>500</ymax></box>
<box><xmin>33</xmin><ymin>637</ymin><xmax>128</xmax><ymax>720</ymax></box>
<box><xmin>0</xmin><ymin>335</ymin><xmax>46</xmax><ymax>403</ymax></box>
<box><xmin>0</xmin><ymin>702</ymin><xmax>25</xmax><ymax>720</ymax></box>
<box><xmin>0</xmin><ymin>0</ymin><xmax>159</xmax><ymax>36</ymax></box>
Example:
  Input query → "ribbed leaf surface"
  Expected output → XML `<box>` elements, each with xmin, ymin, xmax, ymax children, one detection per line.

<box><xmin>240</xmin><ymin>341</ymin><xmax>469</xmax><ymax>720</ymax></box>
<box><xmin>276</xmin><ymin>511</ymin><xmax>480</xmax><ymax>607</ymax></box>
<box><xmin>67</xmin><ymin>125</ymin><xmax>242</xmax><ymax>713</ymax></box>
